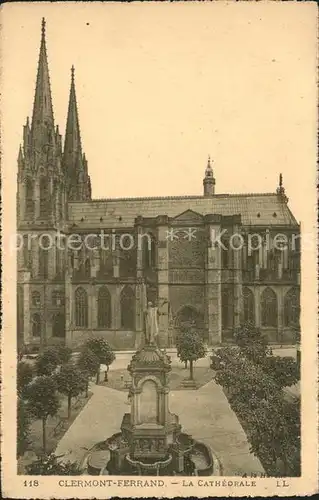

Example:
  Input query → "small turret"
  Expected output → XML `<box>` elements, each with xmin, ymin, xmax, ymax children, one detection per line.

<box><xmin>276</xmin><ymin>173</ymin><xmax>288</xmax><ymax>202</ymax></box>
<box><xmin>203</xmin><ymin>155</ymin><xmax>215</xmax><ymax>197</ymax></box>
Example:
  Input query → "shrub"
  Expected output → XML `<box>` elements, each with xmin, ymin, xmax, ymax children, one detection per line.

<box><xmin>17</xmin><ymin>361</ymin><xmax>34</xmax><ymax>398</ymax></box>
<box><xmin>25</xmin><ymin>453</ymin><xmax>82</xmax><ymax>475</ymax></box>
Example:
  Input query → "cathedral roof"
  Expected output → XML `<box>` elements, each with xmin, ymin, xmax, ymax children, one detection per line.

<box><xmin>68</xmin><ymin>192</ymin><xmax>298</xmax><ymax>228</ymax></box>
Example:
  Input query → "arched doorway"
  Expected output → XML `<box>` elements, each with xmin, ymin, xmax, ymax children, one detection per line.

<box><xmin>52</xmin><ymin>312</ymin><xmax>65</xmax><ymax>338</ymax></box>
<box><xmin>175</xmin><ymin>305</ymin><xmax>205</xmax><ymax>342</ymax></box>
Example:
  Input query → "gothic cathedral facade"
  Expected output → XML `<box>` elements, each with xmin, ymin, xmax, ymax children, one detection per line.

<box><xmin>17</xmin><ymin>20</ymin><xmax>300</xmax><ymax>352</ymax></box>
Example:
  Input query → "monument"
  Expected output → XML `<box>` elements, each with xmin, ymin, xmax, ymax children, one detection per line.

<box><xmin>85</xmin><ymin>303</ymin><xmax>215</xmax><ymax>476</ymax></box>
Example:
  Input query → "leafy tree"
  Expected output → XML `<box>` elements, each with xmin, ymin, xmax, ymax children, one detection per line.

<box><xmin>84</xmin><ymin>338</ymin><xmax>116</xmax><ymax>383</ymax></box>
<box><xmin>35</xmin><ymin>347</ymin><xmax>60</xmax><ymax>376</ymax></box>
<box><xmin>54</xmin><ymin>364</ymin><xmax>87</xmax><ymax>419</ymax></box>
<box><xmin>262</xmin><ymin>355</ymin><xmax>300</xmax><ymax>389</ymax></box>
<box><xmin>26</xmin><ymin>376</ymin><xmax>60</xmax><ymax>454</ymax></box>
<box><xmin>54</xmin><ymin>345</ymin><xmax>72</xmax><ymax>365</ymax></box>
<box><xmin>25</xmin><ymin>453</ymin><xmax>82</xmax><ymax>475</ymax></box>
<box><xmin>211</xmin><ymin>344</ymin><xmax>301</xmax><ymax>476</ymax></box>
<box><xmin>17</xmin><ymin>361</ymin><xmax>34</xmax><ymax>398</ymax></box>
<box><xmin>17</xmin><ymin>398</ymin><xmax>31</xmax><ymax>458</ymax></box>
<box><xmin>176</xmin><ymin>329</ymin><xmax>207</xmax><ymax>380</ymax></box>
<box><xmin>77</xmin><ymin>347</ymin><xmax>100</xmax><ymax>397</ymax></box>
<box><xmin>234</xmin><ymin>321</ymin><xmax>272</xmax><ymax>363</ymax></box>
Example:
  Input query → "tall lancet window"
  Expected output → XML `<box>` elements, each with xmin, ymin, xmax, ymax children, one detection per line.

<box><xmin>25</xmin><ymin>178</ymin><xmax>34</xmax><ymax>218</ymax></box>
<box><xmin>284</xmin><ymin>287</ymin><xmax>300</xmax><ymax>327</ymax></box>
<box><xmin>261</xmin><ymin>287</ymin><xmax>278</xmax><ymax>327</ymax></box>
<box><xmin>75</xmin><ymin>287</ymin><xmax>88</xmax><ymax>327</ymax></box>
<box><xmin>120</xmin><ymin>286</ymin><xmax>135</xmax><ymax>330</ymax></box>
<box><xmin>98</xmin><ymin>286</ymin><xmax>111</xmax><ymax>328</ymax></box>
<box><xmin>39</xmin><ymin>177</ymin><xmax>49</xmax><ymax>217</ymax></box>
<box><xmin>39</xmin><ymin>235</ymin><xmax>49</xmax><ymax>279</ymax></box>
<box><xmin>243</xmin><ymin>287</ymin><xmax>255</xmax><ymax>324</ymax></box>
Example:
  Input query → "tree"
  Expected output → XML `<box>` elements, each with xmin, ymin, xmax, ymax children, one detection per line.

<box><xmin>77</xmin><ymin>347</ymin><xmax>100</xmax><ymax>397</ymax></box>
<box><xmin>211</xmin><ymin>344</ymin><xmax>301</xmax><ymax>476</ymax></box>
<box><xmin>54</xmin><ymin>364</ymin><xmax>87</xmax><ymax>419</ymax></box>
<box><xmin>25</xmin><ymin>453</ymin><xmax>82</xmax><ymax>475</ymax></box>
<box><xmin>262</xmin><ymin>356</ymin><xmax>300</xmax><ymax>389</ymax></box>
<box><xmin>35</xmin><ymin>347</ymin><xmax>60</xmax><ymax>376</ymax></box>
<box><xmin>84</xmin><ymin>338</ymin><xmax>116</xmax><ymax>383</ymax></box>
<box><xmin>17</xmin><ymin>361</ymin><xmax>34</xmax><ymax>398</ymax></box>
<box><xmin>234</xmin><ymin>321</ymin><xmax>272</xmax><ymax>363</ymax></box>
<box><xmin>17</xmin><ymin>398</ymin><xmax>31</xmax><ymax>458</ymax></box>
<box><xmin>26</xmin><ymin>376</ymin><xmax>60</xmax><ymax>454</ymax></box>
<box><xmin>54</xmin><ymin>345</ymin><xmax>72</xmax><ymax>365</ymax></box>
<box><xmin>176</xmin><ymin>329</ymin><xmax>207</xmax><ymax>380</ymax></box>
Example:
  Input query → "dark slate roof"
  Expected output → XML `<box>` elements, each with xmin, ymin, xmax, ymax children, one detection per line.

<box><xmin>68</xmin><ymin>193</ymin><xmax>298</xmax><ymax>228</ymax></box>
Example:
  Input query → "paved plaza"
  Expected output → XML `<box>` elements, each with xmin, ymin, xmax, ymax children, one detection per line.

<box><xmin>55</xmin><ymin>352</ymin><xmax>268</xmax><ymax>476</ymax></box>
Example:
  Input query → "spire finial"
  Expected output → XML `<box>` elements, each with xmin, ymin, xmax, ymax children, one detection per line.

<box><xmin>71</xmin><ymin>65</ymin><xmax>75</xmax><ymax>83</ymax></box>
<box><xmin>41</xmin><ymin>18</ymin><xmax>46</xmax><ymax>39</ymax></box>
<box><xmin>277</xmin><ymin>172</ymin><xmax>288</xmax><ymax>201</ymax></box>
<box><xmin>207</xmin><ymin>154</ymin><xmax>211</xmax><ymax>167</ymax></box>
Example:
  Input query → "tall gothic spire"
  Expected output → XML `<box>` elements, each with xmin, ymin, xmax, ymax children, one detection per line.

<box><xmin>63</xmin><ymin>66</ymin><xmax>91</xmax><ymax>200</ymax></box>
<box><xmin>31</xmin><ymin>18</ymin><xmax>55</xmax><ymax>148</ymax></box>
<box><xmin>63</xmin><ymin>65</ymin><xmax>82</xmax><ymax>178</ymax></box>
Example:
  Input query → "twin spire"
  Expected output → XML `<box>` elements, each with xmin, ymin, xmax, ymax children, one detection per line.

<box><xmin>28</xmin><ymin>18</ymin><xmax>90</xmax><ymax>200</ymax></box>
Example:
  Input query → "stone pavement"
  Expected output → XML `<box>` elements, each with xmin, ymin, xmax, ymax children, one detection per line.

<box><xmin>55</xmin><ymin>375</ymin><xmax>264</xmax><ymax>476</ymax></box>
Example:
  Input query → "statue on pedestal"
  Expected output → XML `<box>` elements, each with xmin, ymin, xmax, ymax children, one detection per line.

<box><xmin>144</xmin><ymin>302</ymin><xmax>159</xmax><ymax>345</ymax></box>
<box><xmin>144</xmin><ymin>300</ymin><xmax>168</xmax><ymax>346</ymax></box>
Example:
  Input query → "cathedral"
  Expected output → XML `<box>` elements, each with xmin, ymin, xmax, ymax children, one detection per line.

<box><xmin>17</xmin><ymin>19</ymin><xmax>300</xmax><ymax>352</ymax></box>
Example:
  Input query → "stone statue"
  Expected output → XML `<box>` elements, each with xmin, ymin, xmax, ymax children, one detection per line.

<box><xmin>144</xmin><ymin>302</ymin><xmax>159</xmax><ymax>345</ymax></box>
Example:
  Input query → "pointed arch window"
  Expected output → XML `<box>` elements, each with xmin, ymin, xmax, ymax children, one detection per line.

<box><xmin>143</xmin><ymin>233</ymin><xmax>156</xmax><ymax>269</ymax></box>
<box><xmin>25</xmin><ymin>178</ymin><xmax>34</xmax><ymax>217</ymax></box>
<box><xmin>98</xmin><ymin>286</ymin><xmax>111</xmax><ymax>328</ymax></box>
<box><xmin>39</xmin><ymin>235</ymin><xmax>49</xmax><ymax>279</ymax></box>
<box><xmin>52</xmin><ymin>312</ymin><xmax>65</xmax><ymax>338</ymax></box>
<box><xmin>32</xmin><ymin>291</ymin><xmax>41</xmax><ymax>307</ymax></box>
<box><xmin>284</xmin><ymin>287</ymin><xmax>300</xmax><ymax>327</ymax></box>
<box><xmin>120</xmin><ymin>286</ymin><xmax>135</xmax><ymax>330</ymax></box>
<box><xmin>243</xmin><ymin>287</ymin><xmax>255</xmax><ymax>324</ymax></box>
<box><xmin>222</xmin><ymin>288</ymin><xmax>233</xmax><ymax>329</ymax></box>
<box><xmin>39</xmin><ymin>176</ymin><xmax>49</xmax><ymax>217</ymax></box>
<box><xmin>31</xmin><ymin>313</ymin><xmax>41</xmax><ymax>337</ymax></box>
<box><xmin>261</xmin><ymin>287</ymin><xmax>277</xmax><ymax>327</ymax></box>
<box><xmin>75</xmin><ymin>287</ymin><xmax>88</xmax><ymax>327</ymax></box>
<box><xmin>99</xmin><ymin>248</ymin><xmax>113</xmax><ymax>277</ymax></box>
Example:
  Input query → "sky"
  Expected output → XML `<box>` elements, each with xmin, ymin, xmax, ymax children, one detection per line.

<box><xmin>2</xmin><ymin>2</ymin><xmax>318</xmax><ymax>224</ymax></box>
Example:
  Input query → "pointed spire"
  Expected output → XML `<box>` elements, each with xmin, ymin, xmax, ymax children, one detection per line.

<box><xmin>63</xmin><ymin>65</ymin><xmax>83</xmax><ymax>178</ymax></box>
<box><xmin>205</xmin><ymin>155</ymin><xmax>213</xmax><ymax>176</ymax></box>
<box><xmin>203</xmin><ymin>154</ymin><xmax>215</xmax><ymax>197</ymax></box>
<box><xmin>18</xmin><ymin>144</ymin><xmax>24</xmax><ymax>165</ymax></box>
<box><xmin>31</xmin><ymin>18</ymin><xmax>55</xmax><ymax>144</ymax></box>
<box><xmin>277</xmin><ymin>172</ymin><xmax>288</xmax><ymax>202</ymax></box>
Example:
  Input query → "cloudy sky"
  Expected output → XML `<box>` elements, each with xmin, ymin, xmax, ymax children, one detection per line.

<box><xmin>2</xmin><ymin>2</ymin><xmax>317</xmax><ymax>223</ymax></box>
